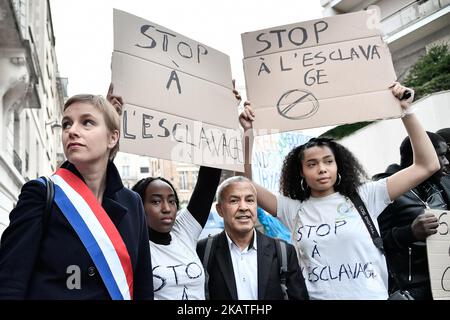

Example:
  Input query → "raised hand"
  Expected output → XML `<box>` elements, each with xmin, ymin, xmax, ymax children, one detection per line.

<box><xmin>411</xmin><ymin>211</ymin><xmax>439</xmax><ymax>241</ymax></box>
<box><xmin>390</xmin><ymin>82</ymin><xmax>414</xmax><ymax>111</ymax></box>
<box><xmin>239</xmin><ymin>102</ymin><xmax>255</xmax><ymax>132</ymax></box>
<box><xmin>106</xmin><ymin>83</ymin><xmax>124</xmax><ymax>115</ymax></box>
<box><xmin>232</xmin><ymin>79</ymin><xmax>242</xmax><ymax>105</ymax></box>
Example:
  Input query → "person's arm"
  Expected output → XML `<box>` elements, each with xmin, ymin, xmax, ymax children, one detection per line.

<box><xmin>0</xmin><ymin>180</ymin><xmax>46</xmax><ymax>299</ymax></box>
<box><xmin>178</xmin><ymin>79</ymin><xmax>242</xmax><ymax>227</ymax></box>
<box><xmin>386</xmin><ymin>83</ymin><xmax>440</xmax><ymax>201</ymax></box>
<box><xmin>239</xmin><ymin>104</ymin><xmax>278</xmax><ymax>216</ymax></box>
<box><xmin>378</xmin><ymin>199</ymin><xmax>416</xmax><ymax>252</ymax></box>
<box><xmin>187</xmin><ymin>166</ymin><xmax>221</xmax><ymax>228</ymax></box>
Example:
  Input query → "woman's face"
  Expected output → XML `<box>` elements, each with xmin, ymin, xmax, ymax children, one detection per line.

<box><xmin>144</xmin><ymin>180</ymin><xmax>178</xmax><ymax>233</ymax></box>
<box><xmin>62</xmin><ymin>102</ymin><xmax>118</xmax><ymax>167</ymax></box>
<box><xmin>301</xmin><ymin>145</ymin><xmax>338</xmax><ymax>198</ymax></box>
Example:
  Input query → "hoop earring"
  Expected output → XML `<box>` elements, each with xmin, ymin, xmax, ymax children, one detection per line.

<box><xmin>300</xmin><ymin>178</ymin><xmax>309</xmax><ymax>191</ymax></box>
<box><xmin>335</xmin><ymin>173</ymin><xmax>341</xmax><ymax>186</ymax></box>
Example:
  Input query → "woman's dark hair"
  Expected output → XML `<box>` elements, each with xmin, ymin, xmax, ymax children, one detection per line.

<box><xmin>400</xmin><ymin>131</ymin><xmax>445</xmax><ymax>168</ymax></box>
<box><xmin>279</xmin><ymin>137</ymin><xmax>368</xmax><ymax>201</ymax></box>
<box><xmin>132</xmin><ymin>177</ymin><xmax>180</xmax><ymax>210</ymax></box>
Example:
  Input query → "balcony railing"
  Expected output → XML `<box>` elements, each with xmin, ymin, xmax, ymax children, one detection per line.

<box><xmin>382</xmin><ymin>0</ymin><xmax>450</xmax><ymax>37</ymax></box>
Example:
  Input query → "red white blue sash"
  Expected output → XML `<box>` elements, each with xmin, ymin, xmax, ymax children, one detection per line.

<box><xmin>49</xmin><ymin>168</ymin><xmax>134</xmax><ymax>300</ymax></box>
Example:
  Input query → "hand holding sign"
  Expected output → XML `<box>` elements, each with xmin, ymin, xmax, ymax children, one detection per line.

<box><xmin>232</xmin><ymin>79</ymin><xmax>242</xmax><ymax>105</ymax></box>
<box><xmin>389</xmin><ymin>82</ymin><xmax>415</xmax><ymax>116</ymax></box>
<box><xmin>241</xmin><ymin>10</ymin><xmax>401</xmax><ymax>133</ymax></box>
<box><xmin>412</xmin><ymin>210</ymin><xmax>439</xmax><ymax>241</ymax></box>
<box><xmin>112</xmin><ymin>10</ymin><xmax>243</xmax><ymax>171</ymax></box>
<box><xmin>239</xmin><ymin>102</ymin><xmax>255</xmax><ymax>132</ymax></box>
<box><xmin>107</xmin><ymin>83</ymin><xmax>124</xmax><ymax>115</ymax></box>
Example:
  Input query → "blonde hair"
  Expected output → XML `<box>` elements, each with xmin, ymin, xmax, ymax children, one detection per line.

<box><xmin>64</xmin><ymin>94</ymin><xmax>120</xmax><ymax>159</ymax></box>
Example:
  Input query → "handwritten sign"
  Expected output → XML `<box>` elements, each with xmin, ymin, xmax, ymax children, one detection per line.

<box><xmin>252</xmin><ymin>132</ymin><xmax>310</xmax><ymax>193</ymax></box>
<box><xmin>252</xmin><ymin>132</ymin><xmax>310</xmax><ymax>242</ymax></box>
<box><xmin>112</xmin><ymin>9</ymin><xmax>243</xmax><ymax>171</ymax></box>
<box><xmin>426</xmin><ymin>209</ymin><xmax>450</xmax><ymax>300</ymax></box>
<box><xmin>241</xmin><ymin>10</ymin><xmax>402</xmax><ymax>134</ymax></box>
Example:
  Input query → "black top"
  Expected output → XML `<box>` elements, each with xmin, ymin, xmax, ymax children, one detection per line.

<box><xmin>0</xmin><ymin>161</ymin><xmax>153</xmax><ymax>299</ymax></box>
<box><xmin>376</xmin><ymin>166</ymin><xmax>450</xmax><ymax>299</ymax></box>
<box><xmin>197</xmin><ymin>230</ymin><xmax>309</xmax><ymax>300</ymax></box>
<box><xmin>149</xmin><ymin>166</ymin><xmax>221</xmax><ymax>245</ymax></box>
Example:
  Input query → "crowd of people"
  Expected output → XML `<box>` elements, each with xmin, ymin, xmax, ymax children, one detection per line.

<box><xmin>0</xmin><ymin>79</ymin><xmax>447</xmax><ymax>300</ymax></box>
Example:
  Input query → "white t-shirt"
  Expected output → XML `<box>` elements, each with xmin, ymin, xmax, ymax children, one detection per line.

<box><xmin>277</xmin><ymin>178</ymin><xmax>391</xmax><ymax>300</ymax></box>
<box><xmin>150</xmin><ymin>208</ymin><xmax>205</xmax><ymax>300</ymax></box>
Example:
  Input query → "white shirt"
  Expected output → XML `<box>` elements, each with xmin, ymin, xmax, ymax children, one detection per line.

<box><xmin>277</xmin><ymin>178</ymin><xmax>391</xmax><ymax>300</ymax></box>
<box><xmin>150</xmin><ymin>208</ymin><xmax>205</xmax><ymax>300</ymax></box>
<box><xmin>225</xmin><ymin>229</ymin><xmax>258</xmax><ymax>300</ymax></box>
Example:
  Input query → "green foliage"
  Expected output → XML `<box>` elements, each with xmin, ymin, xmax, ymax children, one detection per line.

<box><xmin>321</xmin><ymin>44</ymin><xmax>450</xmax><ymax>139</ymax></box>
<box><xmin>404</xmin><ymin>44</ymin><xmax>450</xmax><ymax>100</ymax></box>
<box><xmin>319</xmin><ymin>122</ymin><xmax>373</xmax><ymax>140</ymax></box>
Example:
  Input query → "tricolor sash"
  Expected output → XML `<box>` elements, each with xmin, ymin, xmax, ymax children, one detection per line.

<box><xmin>46</xmin><ymin>168</ymin><xmax>134</xmax><ymax>300</ymax></box>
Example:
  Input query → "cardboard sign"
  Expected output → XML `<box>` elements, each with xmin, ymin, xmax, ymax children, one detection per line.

<box><xmin>112</xmin><ymin>9</ymin><xmax>243</xmax><ymax>170</ymax></box>
<box><xmin>241</xmin><ymin>10</ymin><xmax>402</xmax><ymax>134</ymax></box>
<box><xmin>426</xmin><ymin>209</ymin><xmax>450</xmax><ymax>300</ymax></box>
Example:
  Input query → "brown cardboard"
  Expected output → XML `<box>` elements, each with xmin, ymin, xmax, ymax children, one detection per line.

<box><xmin>120</xmin><ymin>103</ymin><xmax>244</xmax><ymax>171</ymax></box>
<box><xmin>426</xmin><ymin>209</ymin><xmax>450</xmax><ymax>300</ymax></box>
<box><xmin>242</xmin><ymin>10</ymin><xmax>382</xmax><ymax>58</ymax></box>
<box><xmin>114</xmin><ymin>9</ymin><xmax>232</xmax><ymax>88</ymax></box>
<box><xmin>112</xmin><ymin>9</ymin><xmax>243</xmax><ymax>170</ymax></box>
<box><xmin>112</xmin><ymin>52</ymin><xmax>237</xmax><ymax>129</ymax></box>
<box><xmin>241</xmin><ymin>10</ymin><xmax>402</xmax><ymax>134</ymax></box>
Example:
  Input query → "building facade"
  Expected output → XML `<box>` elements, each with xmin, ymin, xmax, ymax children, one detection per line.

<box><xmin>321</xmin><ymin>0</ymin><xmax>450</xmax><ymax>80</ymax></box>
<box><xmin>0</xmin><ymin>0</ymin><xmax>66</xmax><ymax>234</ymax></box>
<box><xmin>339</xmin><ymin>90</ymin><xmax>450</xmax><ymax>177</ymax></box>
<box><xmin>320</xmin><ymin>0</ymin><xmax>450</xmax><ymax>175</ymax></box>
<box><xmin>114</xmin><ymin>153</ymin><xmax>202</xmax><ymax>208</ymax></box>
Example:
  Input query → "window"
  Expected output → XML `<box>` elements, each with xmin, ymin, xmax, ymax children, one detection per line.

<box><xmin>140</xmin><ymin>167</ymin><xmax>149</xmax><ymax>173</ymax></box>
<box><xmin>190</xmin><ymin>171</ymin><xmax>198</xmax><ymax>189</ymax></box>
<box><xmin>122</xmin><ymin>165</ymin><xmax>130</xmax><ymax>177</ymax></box>
<box><xmin>25</xmin><ymin>115</ymin><xmax>30</xmax><ymax>172</ymax></box>
<box><xmin>179</xmin><ymin>171</ymin><xmax>188</xmax><ymax>191</ymax></box>
<box><xmin>151</xmin><ymin>160</ymin><xmax>160</xmax><ymax>174</ymax></box>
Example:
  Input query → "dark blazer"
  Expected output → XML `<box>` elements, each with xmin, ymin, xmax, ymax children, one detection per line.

<box><xmin>197</xmin><ymin>230</ymin><xmax>308</xmax><ymax>300</ymax></box>
<box><xmin>0</xmin><ymin>161</ymin><xmax>153</xmax><ymax>299</ymax></box>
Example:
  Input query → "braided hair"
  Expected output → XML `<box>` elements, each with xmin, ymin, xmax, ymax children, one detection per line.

<box><xmin>132</xmin><ymin>177</ymin><xmax>180</xmax><ymax>210</ymax></box>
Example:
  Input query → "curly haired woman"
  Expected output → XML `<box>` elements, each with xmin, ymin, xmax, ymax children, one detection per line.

<box><xmin>239</xmin><ymin>83</ymin><xmax>440</xmax><ymax>299</ymax></box>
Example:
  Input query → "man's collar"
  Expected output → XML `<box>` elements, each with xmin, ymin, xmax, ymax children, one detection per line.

<box><xmin>225</xmin><ymin>229</ymin><xmax>257</xmax><ymax>252</ymax></box>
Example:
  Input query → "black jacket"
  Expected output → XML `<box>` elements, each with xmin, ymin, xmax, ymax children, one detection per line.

<box><xmin>376</xmin><ymin>166</ymin><xmax>450</xmax><ymax>299</ymax></box>
<box><xmin>0</xmin><ymin>161</ymin><xmax>153</xmax><ymax>299</ymax></box>
<box><xmin>197</xmin><ymin>230</ymin><xmax>309</xmax><ymax>300</ymax></box>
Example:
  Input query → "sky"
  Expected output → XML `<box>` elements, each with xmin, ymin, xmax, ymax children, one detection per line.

<box><xmin>49</xmin><ymin>0</ymin><xmax>324</xmax><ymax>98</ymax></box>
